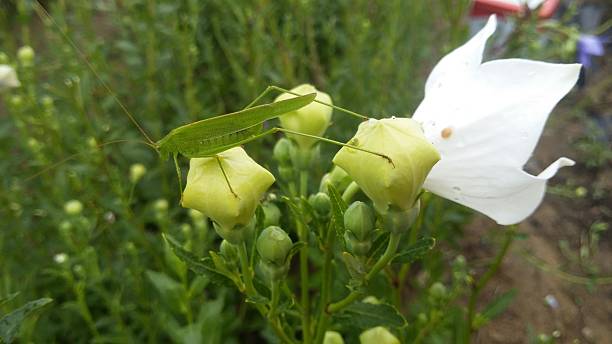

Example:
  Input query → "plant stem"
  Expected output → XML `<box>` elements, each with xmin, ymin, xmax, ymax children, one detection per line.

<box><xmin>313</xmin><ymin>222</ymin><xmax>336</xmax><ymax>343</ymax></box>
<box><xmin>464</xmin><ymin>228</ymin><xmax>516</xmax><ymax>343</ymax></box>
<box><xmin>327</xmin><ymin>232</ymin><xmax>403</xmax><ymax>313</ymax></box>
<box><xmin>341</xmin><ymin>181</ymin><xmax>360</xmax><ymax>203</ymax></box>
<box><xmin>297</xmin><ymin>169</ymin><xmax>311</xmax><ymax>344</ymax></box>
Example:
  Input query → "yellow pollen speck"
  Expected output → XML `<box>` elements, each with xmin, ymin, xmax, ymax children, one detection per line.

<box><xmin>441</xmin><ymin>127</ymin><xmax>452</xmax><ymax>139</ymax></box>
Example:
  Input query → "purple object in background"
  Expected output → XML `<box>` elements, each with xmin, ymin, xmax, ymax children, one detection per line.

<box><xmin>577</xmin><ymin>34</ymin><xmax>605</xmax><ymax>68</ymax></box>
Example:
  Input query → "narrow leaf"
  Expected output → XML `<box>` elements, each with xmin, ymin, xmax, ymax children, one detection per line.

<box><xmin>392</xmin><ymin>237</ymin><xmax>436</xmax><ymax>264</ymax></box>
<box><xmin>327</xmin><ymin>183</ymin><xmax>347</xmax><ymax>235</ymax></box>
<box><xmin>481</xmin><ymin>289</ymin><xmax>517</xmax><ymax>321</ymax></box>
<box><xmin>0</xmin><ymin>298</ymin><xmax>53</xmax><ymax>343</ymax></box>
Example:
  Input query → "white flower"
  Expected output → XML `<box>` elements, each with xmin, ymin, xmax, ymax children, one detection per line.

<box><xmin>413</xmin><ymin>15</ymin><xmax>580</xmax><ymax>225</ymax></box>
<box><xmin>0</xmin><ymin>65</ymin><xmax>20</xmax><ymax>90</ymax></box>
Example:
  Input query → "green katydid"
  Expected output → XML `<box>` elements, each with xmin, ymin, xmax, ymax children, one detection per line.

<box><xmin>31</xmin><ymin>2</ymin><xmax>393</xmax><ymax>198</ymax></box>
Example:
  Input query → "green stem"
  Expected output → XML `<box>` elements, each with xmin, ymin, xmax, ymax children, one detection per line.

<box><xmin>464</xmin><ymin>228</ymin><xmax>516</xmax><ymax>343</ymax></box>
<box><xmin>269</xmin><ymin>280</ymin><xmax>281</xmax><ymax>317</ymax></box>
<box><xmin>297</xmin><ymin>170</ymin><xmax>311</xmax><ymax>344</ymax></box>
<box><xmin>313</xmin><ymin>222</ymin><xmax>336</xmax><ymax>344</ymax></box>
<box><xmin>327</xmin><ymin>232</ymin><xmax>402</xmax><ymax>313</ymax></box>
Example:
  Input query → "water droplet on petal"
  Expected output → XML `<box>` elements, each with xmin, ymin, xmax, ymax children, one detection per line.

<box><xmin>441</xmin><ymin>127</ymin><xmax>453</xmax><ymax>139</ymax></box>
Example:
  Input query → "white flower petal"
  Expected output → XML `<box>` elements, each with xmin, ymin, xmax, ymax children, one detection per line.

<box><xmin>424</xmin><ymin>158</ymin><xmax>574</xmax><ymax>225</ymax></box>
<box><xmin>0</xmin><ymin>65</ymin><xmax>20</xmax><ymax>90</ymax></box>
<box><xmin>413</xmin><ymin>15</ymin><xmax>580</xmax><ymax>225</ymax></box>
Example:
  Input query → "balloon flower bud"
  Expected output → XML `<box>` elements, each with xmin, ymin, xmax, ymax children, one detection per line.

<box><xmin>359</xmin><ymin>327</ymin><xmax>400</xmax><ymax>344</ymax></box>
<box><xmin>0</xmin><ymin>65</ymin><xmax>20</xmax><ymax>90</ymax></box>
<box><xmin>262</xmin><ymin>202</ymin><xmax>281</xmax><ymax>227</ymax></box>
<box><xmin>344</xmin><ymin>201</ymin><xmax>375</xmax><ymax>241</ymax></box>
<box><xmin>333</xmin><ymin>118</ymin><xmax>439</xmax><ymax>214</ymax></box>
<box><xmin>17</xmin><ymin>46</ymin><xmax>35</xmax><ymax>66</ymax></box>
<box><xmin>257</xmin><ymin>226</ymin><xmax>293</xmax><ymax>266</ymax></box>
<box><xmin>275</xmin><ymin>84</ymin><xmax>333</xmax><ymax>150</ymax></box>
<box><xmin>323</xmin><ymin>331</ymin><xmax>345</xmax><ymax>344</ymax></box>
<box><xmin>64</xmin><ymin>200</ymin><xmax>83</xmax><ymax>215</ymax></box>
<box><xmin>129</xmin><ymin>163</ymin><xmax>147</xmax><ymax>183</ymax></box>
<box><xmin>182</xmin><ymin>147</ymin><xmax>275</xmax><ymax>241</ymax></box>
<box><xmin>309</xmin><ymin>192</ymin><xmax>331</xmax><ymax>218</ymax></box>
<box><xmin>273</xmin><ymin>137</ymin><xmax>293</xmax><ymax>166</ymax></box>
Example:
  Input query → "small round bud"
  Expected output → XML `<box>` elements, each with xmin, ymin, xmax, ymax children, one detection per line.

<box><xmin>9</xmin><ymin>95</ymin><xmax>23</xmax><ymax>107</ymax></box>
<box><xmin>319</xmin><ymin>166</ymin><xmax>352</xmax><ymax>193</ymax></box>
<box><xmin>257</xmin><ymin>226</ymin><xmax>293</xmax><ymax>266</ymax></box>
<box><xmin>219</xmin><ymin>240</ymin><xmax>239</xmax><ymax>264</ymax></box>
<box><xmin>262</xmin><ymin>202</ymin><xmax>281</xmax><ymax>227</ymax></box>
<box><xmin>309</xmin><ymin>192</ymin><xmax>331</xmax><ymax>217</ymax></box>
<box><xmin>323</xmin><ymin>331</ymin><xmax>345</xmax><ymax>344</ymax></box>
<box><xmin>64</xmin><ymin>200</ymin><xmax>83</xmax><ymax>215</ymax></box>
<box><xmin>129</xmin><ymin>163</ymin><xmax>147</xmax><ymax>183</ymax></box>
<box><xmin>273</xmin><ymin>138</ymin><xmax>293</xmax><ymax>165</ymax></box>
<box><xmin>17</xmin><ymin>46</ymin><xmax>35</xmax><ymax>66</ymax></box>
<box><xmin>428</xmin><ymin>282</ymin><xmax>447</xmax><ymax>300</ymax></box>
<box><xmin>41</xmin><ymin>95</ymin><xmax>54</xmax><ymax>108</ymax></box>
<box><xmin>54</xmin><ymin>253</ymin><xmax>68</xmax><ymax>264</ymax></box>
<box><xmin>153</xmin><ymin>199</ymin><xmax>168</xmax><ymax>212</ymax></box>
<box><xmin>344</xmin><ymin>201</ymin><xmax>375</xmax><ymax>241</ymax></box>
<box><xmin>359</xmin><ymin>327</ymin><xmax>400</xmax><ymax>344</ymax></box>
<box><xmin>383</xmin><ymin>201</ymin><xmax>420</xmax><ymax>234</ymax></box>
<box><xmin>275</xmin><ymin>84</ymin><xmax>333</xmax><ymax>150</ymax></box>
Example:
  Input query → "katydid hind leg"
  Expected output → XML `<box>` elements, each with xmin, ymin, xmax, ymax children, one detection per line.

<box><xmin>174</xmin><ymin>153</ymin><xmax>184</xmax><ymax>203</ymax></box>
<box><xmin>215</xmin><ymin>155</ymin><xmax>239</xmax><ymax>199</ymax></box>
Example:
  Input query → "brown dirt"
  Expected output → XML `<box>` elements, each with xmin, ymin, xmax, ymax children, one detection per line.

<box><xmin>466</xmin><ymin>58</ymin><xmax>612</xmax><ymax>344</ymax></box>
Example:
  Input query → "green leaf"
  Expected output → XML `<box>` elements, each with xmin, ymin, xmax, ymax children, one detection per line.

<box><xmin>480</xmin><ymin>289</ymin><xmax>517</xmax><ymax>324</ymax></box>
<box><xmin>281</xmin><ymin>196</ymin><xmax>309</xmax><ymax>228</ymax></box>
<box><xmin>327</xmin><ymin>183</ymin><xmax>347</xmax><ymax>235</ymax></box>
<box><xmin>341</xmin><ymin>252</ymin><xmax>366</xmax><ymax>282</ymax></box>
<box><xmin>0</xmin><ymin>293</ymin><xmax>19</xmax><ymax>308</ymax></box>
<box><xmin>163</xmin><ymin>234</ymin><xmax>232</xmax><ymax>287</ymax></box>
<box><xmin>336</xmin><ymin>302</ymin><xmax>407</xmax><ymax>330</ymax></box>
<box><xmin>0</xmin><ymin>298</ymin><xmax>53</xmax><ymax>343</ymax></box>
<box><xmin>392</xmin><ymin>237</ymin><xmax>436</xmax><ymax>264</ymax></box>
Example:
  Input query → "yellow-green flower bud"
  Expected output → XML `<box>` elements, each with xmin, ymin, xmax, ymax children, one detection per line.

<box><xmin>64</xmin><ymin>200</ymin><xmax>83</xmax><ymax>215</ymax></box>
<box><xmin>129</xmin><ymin>163</ymin><xmax>147</xmax><ymax>183</ymax></box>
<box><xmin>17</xmin><ymin>46</ymin><xmax>34</xmax><ymax>66</ymax></box>
<box><xmin>359</xmin><ymin>327</ymin><xmax>400</xmax><ymax>344</ymax></box>
<box><xmin>344</xmin><ymin>201</ymin><xmax>375</xmax><ymax>241</ymax></box>
<box><xmin>273</xmin><ymin>137</ymin><xmax>293</xmax><ymax>166</ymax></box>
<box><xmin>320</xmin><ymin>166</ymin><xmax>352</xmax><ymax>193</ymax></box>
<box><xmin>333</xmin><ymin>118</ymin><xmax>440</xmax><ymax>214</ymax></box>
<box><xmin>262</xmin><ymin>202</ymin><xmax>281</xmax><ymax>227</ymax></box>
<box><xmin>323</xmin><ymin>331</ymin><xmax>345</xmax><ymax>344</ymax></box>
<box><xmin>182</xmin><ymin>147</ymin><xmax>275</xmax><ymax>232</ymax></box>
<box><xmin>309</xmin><ymin>192</ymin><xmax>331</xmax><ymax>217</ymax></box>
<box><xmin>153</xmin><ymin>199</ymin><xmax>168</xmax><ymax>212</ymax></box>
<box><xmin>0</xmin><ymin>65</ymin><xmax>20</xmax><ymax>90</ymax></box>
<box><xmin>275</xmin><ymin>84</ymin><xmax>333</xmax><ymax>150</ymax></box>
<box><xmin>257</xmin><ymin>226</ymin><xmax>293</xmax><ymax>266</ymax></box>
<box><xmin>428</xmin><ymin>282</ymin><xmax>447</xmax><ymax>301</ymax></box>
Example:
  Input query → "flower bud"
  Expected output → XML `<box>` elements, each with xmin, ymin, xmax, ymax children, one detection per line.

<box><xmin>319</xmin><ymin>166</ymin><xmax>352</xmax><ymax>193</ymax></box>
<box><xmin>344</xmin><ymin>201</ymin><xmax>375</xmax><ymax>241</ymax></box>
<box><xmin>273</xmin><ymin>137</ymin><xmax>293</xmax><ymax>166</ymax></box>
<box><xmin>129</xmin><ymin>163</ymin><xmax>147</xmax><ymax>183</ymax></box>
<box><xmin>0</xmin><ymin>65</ymin><xmax>20</xmax><ymax>90</ymax></box>
<box><xmin>383</xmin><ymin>201</ymin><xmax>420</xmax><ymax>234</ymax></box>
<box><xmin>54</xmin><ymin>253</ymin><xmax>68</xmax><ymax>264</ymax></box>
<box><xmin>343</xmin><ymin>231</ymin><xmax>371</xmax><ymax>256</ymax></box>
<box><xmin>323</xmin><ymin>331</ymin><xmax>345</xmax><ymax>344</ymax></box>
<box><xmin>219</xmin><ymin>239</ymin><xmax>239</xmax><ymax>265</ymax></box>
<box><xmin>17</xmin><ymin>46</ymin><xmax>35</xmax><ymax>66</ymax></box>
<box><xmin>333</xmin><ymin>117</ymin><xmax>439</xmax><ymax>214</ymax></box>
<box><xmin>428</xmin><ymin>282</ymin><xmax>447</xmax><ymax>301</ymax></box>
<box><xmin>309</xmin><ymin>192</ymin><xmax>331</xmax><ymax>217</ymax></box>
<box><xmin>275</xmin><ymin>84</ymin><xmax>333</xmax><ymax>150</ymax></box>
<box><xmin>262</xmin><ymin>202</ymin><xmax>281</xmax><ymax>227</ymax></box>
<box><xmin>257</xmin><ymin>226</ymin><xmax>293</xmax><ymax>266</ymax></box>
<box><xmin>359</xmin><ymin>327</ymin><xmax>400</xmax><ymax>344</ymax></box>
<box><xmin>182</xmin><ymin>147</ymin><xmax>275</xmax><ymax>232</ymax></box>
<box><xmin>153</xmin><ymin>199</ymin><xmax>168</xmax><ymax>212</ymax></box>
<box><xmin>64</xmin><ymin>200</ymin><xmax>83</xmax><ymax>215</ymax></box>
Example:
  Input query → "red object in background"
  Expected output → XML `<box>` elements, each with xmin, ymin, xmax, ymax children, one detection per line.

<box><xmin>471</xmin><ymin>0</ymin><xmax>560</xmax><ymax>19</ymax></box>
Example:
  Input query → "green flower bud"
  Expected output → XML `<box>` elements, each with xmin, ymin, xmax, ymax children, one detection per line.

<box><xmin>17</xmin><ymin>46</ymin><xmax>34</xmax><ymax>66</ymax></box>
<box><xmin>362</xmin><ymin>296</ymin><xmax>381</xmax><ymax>304</ymax></box>
<box><xmin>9</xmin><ymin>95</ymin><xmax>23</xmax><ymax>107</ymax></box>
<box><xmin>0</xmin><ymin>65</ymin><xmax>20</xmax><ymax>90</ymax></box>
<box><xmin>344</xmin><ymin>201</ymin><xmax>375</xmax><ymax>241</ymax></box>
<box><xmin>333</xmin><ymin>118</ymin><xmax>439</xmax><ymax>214</ymax></box>
<box><xmin>129</xmin><ymin>163</ymin><xmax>147</xmax><ymax>183</ymax></box>
<box><xmin>257</xmin><ymin>226</ymin><xmax>293</xmax><ymax>266</ymax></box>
<box><xmin>182</xmin><ymin>147</ymin><xmax>275</xmax><ymax>232</ymax></box>
<box><xmin>262</xmin><ymin>202</ymin><xmax>281</xmax><ymax>227</ymax></box>
<box><xmin>383</xmin><ymin>201</ymin><xmax>420</xmax><ymax>234</ymax></box>
<box><xmin>219</xmin><ymin>239</ymin><xmax>239</xmax><ymax>264</ymax></box>
<box><xmin>359</xmin><ymin>327</ymin><xmax>400</xmax><ymax>344</ymax></box>
<box><xmin>273</xmin><ymin>137</ymin><xmax>293</xmax><ymax>165</ymax></box>
<box><xmin>64</xmin><ymin>200</ymin><xmax>83</xmax><ymax>215</ymax></box>
<box><xmin>428</xmin><ymin>282</ymin><xmax>447</xmax><ymax>300</ymax></box>
<box><xmin>41</xmin><ymin>95</ymin><xmax>54</xmax><ymax>108</ymax></box>
<box><xmin>319</xmin><ymin>166</ymin><xmax>352</xmax><ymax>193</ymax></box>
<box><xmin>309</xmin><ymin>192</ymin><xmax>331</xmax><ymax>217</ymax></box>
<box><xmin>153</xmin><ymin>199</ymin><xmax>168</xmax><ymax>212</ymax></box>
<box><xmin>323</xmin><ymin>331</ymin><xmax>345</xmax><ymax>344</ymax></box>
<box><xmin>275</xmin><ymin>84</ymin><xmax>333</xmax><ymax>150</ymax></box>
